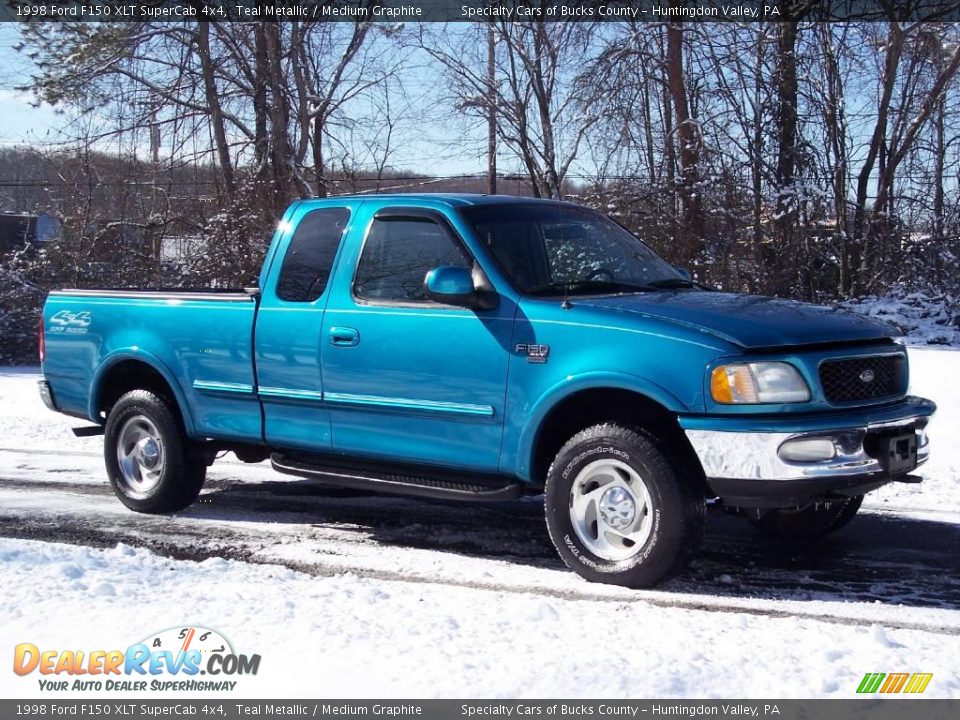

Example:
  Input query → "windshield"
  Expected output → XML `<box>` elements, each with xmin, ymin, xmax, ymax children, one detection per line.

<box><xmin>459</xmin><ymin>203</ymin><xmax>689</xmax><ymax>295</ymax></box>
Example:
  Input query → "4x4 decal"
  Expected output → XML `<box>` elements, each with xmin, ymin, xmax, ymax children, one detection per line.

<box><xmin>48</xmin><ymin>310</ymin><xmax>92</xmax><ymax>334</ymax></box>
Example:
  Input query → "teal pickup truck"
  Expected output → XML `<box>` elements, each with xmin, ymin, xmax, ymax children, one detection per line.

<box><xmin>40</xmin><ymin>194</ymin><xmax>935</xmax><ymax>587</ymax></box>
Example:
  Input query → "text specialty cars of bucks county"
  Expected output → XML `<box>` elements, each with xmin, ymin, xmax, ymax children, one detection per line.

<box><xmin>38</xmin><ymin>194</ymin><xmax>935</xmax><ymax>587</ymax></box>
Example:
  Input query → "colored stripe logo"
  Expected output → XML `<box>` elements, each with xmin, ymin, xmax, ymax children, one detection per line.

<box><xmin>857</xmin><ymin>672</ymin><xmax>933</xmax><ymax>694</ymax></box>
<box><xmin>903</xmin><ymin>673</ymin><xmax>934</xmax><ymax>693</ymax></box>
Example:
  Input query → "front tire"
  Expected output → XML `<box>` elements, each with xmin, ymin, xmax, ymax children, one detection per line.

<box><xmin>544</xmin><ymin>424</ymin><xmax>704</xmax><ymax>588</ymax></box>
<box><xmin>748</xmin><ymin>495</ymin><xmax>863</xmax><ymax>539</ymax></box>
<box><xmin>104</xmin><ymin>390</ymin><xmax>206</xmax><ymax>513</ymax></box>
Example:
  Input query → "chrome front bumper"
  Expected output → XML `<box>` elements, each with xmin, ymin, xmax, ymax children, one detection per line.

<box><xmin>685</xmin><ymin>416</ymin><xmax>930</xmax><ymax>483</ymax></box>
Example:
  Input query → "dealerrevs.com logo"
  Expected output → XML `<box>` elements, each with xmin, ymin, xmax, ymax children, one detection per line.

<box><xmin>13</xmin><ymin>626</ymin><xmax>261</xmax><ymax>692</ymax></box>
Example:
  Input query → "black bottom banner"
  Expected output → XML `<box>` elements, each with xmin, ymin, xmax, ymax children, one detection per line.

<box><xmin>2</xmin><ymin>700</ymin><xmax>958</xmax><ymax>720</ymax></box>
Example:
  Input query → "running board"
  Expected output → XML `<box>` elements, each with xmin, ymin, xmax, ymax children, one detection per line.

<box><xmin>72</xmin><ymin>425</ymin><xmax>105</xmax><ymax>437</ymax></box>
<box><xmin>271</xmin><ymin>453</ymin><xmax>524</xmax><ymax>502</ymax></box>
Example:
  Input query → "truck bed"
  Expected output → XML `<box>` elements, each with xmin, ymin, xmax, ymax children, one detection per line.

<box><xmin>43</xmin><ymin>287</ymin><xmax>261</xmax><ymax>442</ymax></box>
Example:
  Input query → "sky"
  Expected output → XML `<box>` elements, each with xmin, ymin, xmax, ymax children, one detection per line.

<box><xmin>0</xmin><ymin>24</ymin><xmax>491</xmax><ymax>178</ymax></box>
<box><xmin>0</xmin><ymin>26</ymin><xmax>65</xmax><ymax>149</ymax></box>
<box><xmin>1</xmin><ymin>22</ymin><xmax>954</xmax><ymax>203</ymax></box>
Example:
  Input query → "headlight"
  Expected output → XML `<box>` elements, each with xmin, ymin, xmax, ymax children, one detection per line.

<box><xmin>710</xmin><ymin>362</ymin><xmax>810</xmax><ymax>404</ymax></box>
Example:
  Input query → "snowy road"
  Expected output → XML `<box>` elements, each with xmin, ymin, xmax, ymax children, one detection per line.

<box><xmin>1</xmin><ymin>348</ymin><xmax>958</xmax><ymax>697</ymax></box>
<box><xmin>0</xmin><ymin>446</ymin><xmax>958</xmax><ymax>633</ymax></box>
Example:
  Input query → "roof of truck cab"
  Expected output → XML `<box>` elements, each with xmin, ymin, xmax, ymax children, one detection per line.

<box><xmin>306</xmin><ymin>193</ymin><xmax>576</xmax><ymax>207</ymax></box>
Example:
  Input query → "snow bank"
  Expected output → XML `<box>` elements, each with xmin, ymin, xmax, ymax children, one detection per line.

<box><xmin>840</xmin><ymin>287</ymin><xmax>960</xmax><ymax>347</ymax></box>
<box><xmin>1</xmin><ymin>537</ymin><xmax>957</xmax><ymax>699</ymax></box>
<box><xmin>0</xmin><ymin>366</ymin><xmax>101</xmax><ymax>457</ymax></box>
<box><xmin>862</xmin><ymin>346</ymin><xmax>960</xmax><ymax>514</ymax></box>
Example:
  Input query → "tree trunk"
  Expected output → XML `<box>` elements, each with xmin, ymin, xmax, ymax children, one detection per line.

<box><xmin>253</xmin><ymin>24</ymin><xmax>271</xmax><ymax>180</ymax></box>
<box><xmin>661</xmin><ymin>40</ymin><xmax>676</xmax><ymax>238</ymax></box>
<box><xmin>197</xmin><ymin>22</ymin><xmax>235</xmax><ymax>196</ymax></box>
<box><xmin>873</xmin><ymin>43</ymin><xmax>960</xmax><ymax>215</ymax></box>
<box><xmin>528</xmin><ymin>25</ymin><xmax>561</xmax><ymax>198</ymax></box>
<box><xmin>262</xmin><ymin>23</ymin><xmax>292</xmax><ymax>212</ymax></box>
<box><xmin>774</xmin><ymin>21</ymin><xmax>798</xmax><ymax>215</ymax></box>
<box><xmin>640</xmin><ymin>74</ymin><xmax>657</xmax><ymax>187</ymax></box>
<box><xmin>820</xmin><ymin>25</ymin><xmax>850</xmax><ymax>296</ymax></box>
<box><xmin>851</xmin><ymin>22</ymin><xmax>904</xmax><ymax>294</ymax></box>
<box><xmin>665</xmin><ymin>13</ymin><xmax>702</xmax><ymax>262</ymax></box>
<box><xmin>487</xmin><ymin>24</ymin><xmax>497</xmax><ymax>195</ymax></box>
<box><xmin>933</xmin><ymin>92</ymin><xmax>945</xmax><ymax>242</ymax></box>
<box><xmin>772</xmin><ymin>20</ymin><xmax>799</xmax><ymax>296</ymax></box>
<box><xmin>751</xmin><ymin>30</ymin><xmax>765</xmax><ymax>269</ymax></box>
<box><xmin>312</xmin><ymin>118</ymin><xmax>326</xmax><ymax>198</ymax></box>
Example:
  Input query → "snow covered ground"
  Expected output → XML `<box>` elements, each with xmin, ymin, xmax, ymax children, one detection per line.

<box><xmin>1</xmin><ymin>536</ymin><xmax>956</xmax><ymax>699</ymax></box>
<box><xmin>0</xmin><ymin>347</ymin><xmax>957</xmax><ymax>699</ymax></box>
<box><xmin>861</xmin><ymin>347</ymin><xmax>960</xmax><ymax>517</ymax></box>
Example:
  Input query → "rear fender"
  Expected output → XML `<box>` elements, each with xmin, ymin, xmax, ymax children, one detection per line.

<box><xmin>89</xmin><ymin>349</ymin><xmax>196</xmax><ymax>435</ymax></box>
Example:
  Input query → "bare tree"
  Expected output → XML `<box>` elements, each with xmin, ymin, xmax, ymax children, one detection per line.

<box><xmin>421</xmin><ymin>18</ymin><xmax>602</xmax><ymax>198</ymax></box>
<box><xmin>17</xmin><ymin>17</ymin><xmax>402</xmax><ymax>212</ymax></box>
<box><xmin>665</xmin><ymin>11</ymin><xmax>704</xmax><ymax>259</ymax></box>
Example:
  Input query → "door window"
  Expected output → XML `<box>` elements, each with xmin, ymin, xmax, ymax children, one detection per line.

<box><xmin>354</xmin><ymin>217</ymin><xmax>471</xmax><ymax>303</ymax></box>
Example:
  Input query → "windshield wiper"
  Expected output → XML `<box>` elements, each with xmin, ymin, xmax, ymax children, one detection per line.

<box><xmin>525</xmin><ymin>280</ymin><xmax>654</xmax><ymax>296</ymax></box>
<box><xmin>643</xmin><ymin>277</ymin><xmax>697</xmax><ymax>289</ymax></box>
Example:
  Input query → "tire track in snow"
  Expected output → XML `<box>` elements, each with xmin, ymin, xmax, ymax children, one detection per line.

<box><xmin>0</xmin><ymin>507</ymin><xmax>957</xmax><ymax>636</ymax></box>
<box><xmin>0</xmin><ymin>469</ymin><xmax>957</xmax><ymax>636</ymax></box>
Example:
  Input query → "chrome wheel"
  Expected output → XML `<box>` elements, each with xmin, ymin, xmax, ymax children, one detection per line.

<box><xmin>569</xmin><ymin>458</ymin><xmax>654</xmax><ymax>561</ymax></box>
<box><xmin>116</xmin><ymin>415</ymin><xmax>164</xmax><ymax>498</ymax></box>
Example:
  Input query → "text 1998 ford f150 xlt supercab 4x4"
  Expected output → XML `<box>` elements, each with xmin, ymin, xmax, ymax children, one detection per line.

<box><xmin>39</xmin><ymin>194</ymin><xmax>936</xmax><ymax>587</ymax></box>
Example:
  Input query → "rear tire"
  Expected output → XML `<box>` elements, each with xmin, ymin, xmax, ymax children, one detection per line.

<box><xmin>544</xmin><ymin>423</ymin><xmax>704</xmax><ymax>588</ymax></box>
<box><xmin>104</xmin><ymin>389</ymin><xmax>206</xmax><ymax>513</ymax></box>
<box><xmin>749</xmin><ymin>495</ymin><xmax>863</xmax><ymax>539</ymax></box>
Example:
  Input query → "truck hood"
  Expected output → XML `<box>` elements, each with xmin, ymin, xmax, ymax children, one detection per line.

<box><xmin>577</xmin><ymin>291</ymin><xmax>898</xmax><ymax>349</ymax></box>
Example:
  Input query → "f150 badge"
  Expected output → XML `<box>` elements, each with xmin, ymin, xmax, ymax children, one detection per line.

<box><xmin>516</xmin><ymin>343</ymin><xmax>550</xmax><ymax>364</ymax></box>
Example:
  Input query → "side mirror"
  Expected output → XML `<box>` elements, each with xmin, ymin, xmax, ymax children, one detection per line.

<box><xmin>674</xmin><ymin>266</ymin><xmax>693</xmax><ymax>281</ymax></box>
<box><xmin>424</xmin><ymin>266</ymin><xmax>497</xmax><ymax>310</ymax></box>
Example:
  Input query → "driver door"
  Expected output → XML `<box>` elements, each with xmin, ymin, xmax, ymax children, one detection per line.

<box><xmin>321</xmin><ymin>209</ymin><xmax>514</xmax><ymax>472</ymax></box>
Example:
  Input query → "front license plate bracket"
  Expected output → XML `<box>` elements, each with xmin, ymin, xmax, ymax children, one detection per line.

<box><xmin>878</xmin><ymin>431</ymin><xmax>918</xmax><ymax>476</ymax></box>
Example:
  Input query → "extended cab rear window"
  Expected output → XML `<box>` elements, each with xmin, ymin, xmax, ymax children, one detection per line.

<box><xmin>276</xmin><ymin>207</ymin><xmax>350</xmax><ymax>302</ymax></box>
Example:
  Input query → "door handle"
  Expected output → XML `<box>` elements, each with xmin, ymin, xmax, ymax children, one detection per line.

<box><xmin>329</xmin><ymin>326</ymin><xmax>360</xmax><ymax>347</ymax></box>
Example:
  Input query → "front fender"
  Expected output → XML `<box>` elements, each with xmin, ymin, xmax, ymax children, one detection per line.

<box><xmin>89</xmin><ymin>348</ymin><xmax>196</xmax><ymax>435</ymax></box>
<box><xmin>512</xmin><ymin>371</ymin><xmax>688</xmax><ymax>480</ymax></box>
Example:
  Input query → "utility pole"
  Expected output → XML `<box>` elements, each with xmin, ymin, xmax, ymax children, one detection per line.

<box><xmin>149</xmin><ymin>108</ymin><xmax>160</xmax><ymax>165</ymax></box>
<box><xmin>486</xmin><ymin>23</ymin><xmax>497</xmax><ymax>195</ymax></box>
<box><xmin>149</xmin><ymin>105</ymin><xmax>161</xmax><ymax>278</ymax></box>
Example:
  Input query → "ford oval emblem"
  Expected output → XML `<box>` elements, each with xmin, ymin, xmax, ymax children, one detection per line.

<box><xmin>859</xmin><ymin>368</ymin><xmax>876</xmax><ymax>383</ymax></box>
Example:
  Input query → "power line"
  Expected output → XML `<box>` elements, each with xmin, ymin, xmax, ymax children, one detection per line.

<box><xmin>0</xmin><ymin>173</ymin><xmax>954</xmax><ymax>188</ymax></box>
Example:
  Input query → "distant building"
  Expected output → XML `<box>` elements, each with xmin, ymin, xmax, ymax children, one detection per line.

<box><xmin>161</xmin><ymin>235</ymin><xmax>206</xmax><ymax>264</ymax></box>
<box><xmin>0</xmin><ymin>211</ymin><xmax>62</xmax><ymax>256</ymax></box>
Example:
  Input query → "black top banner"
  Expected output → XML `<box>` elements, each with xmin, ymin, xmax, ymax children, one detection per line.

<box><xmin>1</xmin><ymin>702</ymin><xmax>959</xmax><ymax>720</ymax></box>
<box><xmin>2</xmin><ymin>0</ymin><xmax>959</xmax><ymax>22</ymax></box>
